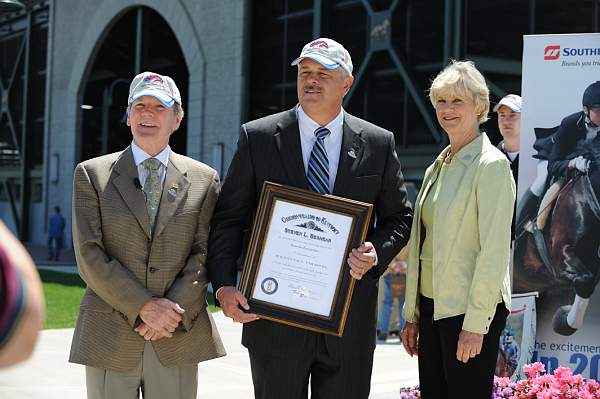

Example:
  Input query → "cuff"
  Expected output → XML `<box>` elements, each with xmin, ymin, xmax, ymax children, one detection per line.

<box><xmin>462</xmin><ymin>307</ymin><xmax>495</xmax><ymax>334</ymax></box>
<box><xmin>180</xmin><ymin>310</ymin><xmax>200</xmax><ymax>331</ymax></box>
<box><xmin>124</xmin><ymin>292</ymin><xmax>154</xmax><ymax>329</ymax></box>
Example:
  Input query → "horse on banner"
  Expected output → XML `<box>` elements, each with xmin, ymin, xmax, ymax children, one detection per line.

<box><xmin>514</xmin><ymin>127</ymin><xmax>600</xmax><ymax>336</ymax></box>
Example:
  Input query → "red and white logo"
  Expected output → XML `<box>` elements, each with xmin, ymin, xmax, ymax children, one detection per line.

<box><xmin>143</xmin><ymin>74</ymin><xmax>164</xmax><ymax>84</ymax></box>
<box><xmin>309</xmin><ymin>40</ymin><xmax>329</xmax><ymax>49</ymax></box>
<box><xmin>543</xmin><ymin>45</ymin><xmax>561</xmax><ymax>60</ymax></box>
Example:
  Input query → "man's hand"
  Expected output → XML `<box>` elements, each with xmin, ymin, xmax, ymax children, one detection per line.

<box><xmin>569</xmin><ymin>156</ymin><xmax>591</xmax><ymax>173</ymax></box>
<box><xmin>216</xmin><ymin>286</ymin><xmax>258</xmax><ymax>323</ymax></box>
<box><xmin>400</xmin><ymin>322</ymin><xmax>419</xmax><ymax>357</ymax></box>
<box><xmin>134</xmin><ymin>322</ymin><xmax>170</xmax><ymax>341</ymax></box>
<box><xmin>138</xmin><ymin>298</ymin><xmax>185</xmax><ymax>338</ymax></box>
<box><xmin>456</xmin><ymin>330</ymin><xmax>484</xmax><ymax>363</ymax></box>
<box><xmin>347</xmin><ymin>242</ymin><xmax>377</xmax><ymax>280</ymax></box>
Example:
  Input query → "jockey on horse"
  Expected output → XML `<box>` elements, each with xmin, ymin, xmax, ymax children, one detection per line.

<box><xmin>521</xmin><ymin>81</ymin><xmax>600</xmax><ymax>336</ymax></box>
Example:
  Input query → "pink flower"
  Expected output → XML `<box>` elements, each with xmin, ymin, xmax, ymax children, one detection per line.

<box><xmin>405</xmin><ymin>362</ymin><xmax>599</xmax><ymax>398</ymax></box>
<box><xmin>522</xmin><ymin>362</ymin><xmax>545</xmax><ymax>378</ymax></box>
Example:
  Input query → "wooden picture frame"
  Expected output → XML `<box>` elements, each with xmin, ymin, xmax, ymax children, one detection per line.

<box><xmin>238</xmin><ymin>181</ymin><xmax>373</xmax><ymax>336</ymax></box>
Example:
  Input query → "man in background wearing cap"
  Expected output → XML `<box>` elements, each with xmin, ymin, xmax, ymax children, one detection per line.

<box><xmin>494</xmin><ymin>94</ymin><xmax>522</xmax><ymax>237</ymax></box>
<box><xmin>207</xmin><ymin>38</ymin><xmax>412</xmax><ymax>398</ymax></box>
<box><xmin>69</xmin><ymin>71</ymin><xmax>225</xmax><ymax>398</ymax></box>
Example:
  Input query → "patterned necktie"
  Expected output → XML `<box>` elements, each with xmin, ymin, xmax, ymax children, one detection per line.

<box><xmin>307</xmin><ymin>127</ymin><xmax>331</xmax><ymax>194</ymax></box>
<box><xmin>142</xmin><ymin>158</ymin><xmax>162</xmax><ymax>230</ymax></box>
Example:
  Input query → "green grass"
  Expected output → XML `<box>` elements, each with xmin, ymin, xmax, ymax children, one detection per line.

<box><xmin>39</xmin><ymin>270</ymin><xmax>219</xmax><ymax>329</ymax></box>
<box><xmin>39</xmin><ymin>270</ymin><xmax>85</xmax><ymax>329</ymax></box>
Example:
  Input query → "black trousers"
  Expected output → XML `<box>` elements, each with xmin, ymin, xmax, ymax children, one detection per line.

<box><xmin>248</xmin><ymin>333</ymin><xmax>373</xmax><ymax>399</ymax></box>
<box><xmin>418</xmin><ymin>296</ymin><xmax>508</xmax><ymax>399</ymax></box>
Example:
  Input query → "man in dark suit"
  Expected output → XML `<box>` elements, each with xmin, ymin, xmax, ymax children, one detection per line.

<box><xmin>207</xmin><ymin>38</ymin><xmax>413</xmax><ymax>399</ymax></box>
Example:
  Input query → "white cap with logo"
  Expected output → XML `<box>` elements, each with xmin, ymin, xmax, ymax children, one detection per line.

<box><xmin>128</xmin><ymin>71</ymin><xmax>181</xmax><ymax>108</ymax></box>
<box><xmin>493</xmin><ymin>94</ymin><xmax>522</xmax><ymax>113</ymax></box>
<box><xmin>291</xmin><ymin>38</ymin><xmax>353</xmax><ymax>76</ymax></box>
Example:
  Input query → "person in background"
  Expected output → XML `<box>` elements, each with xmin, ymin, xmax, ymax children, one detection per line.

<box><xmin>0</xmin><ymin>220</ymin><xmax>45</xmax><ymax>368</ymax></box>
<box><xmin>377</xmin><ymin>250</ymin><xmax>407</xmax><ymax>342</ymax></box>
<box><xmin>48</xmin><ymin>205</ymin><xmax>66</xmax><ymax>261</ymax></box>
<box><xmin>495</xmin><ymin>94</ymin><xmax>521</xmax><ymax>238</ymax></box>
<box><xmin>495</xmin><ymin>94</ymin><xmax>521</xmax><ymax>184</ymax></box>
<box><xmin>401</xmin><ymin>60</ymin><xmax>514</xmax><ymax>398</ymax></box>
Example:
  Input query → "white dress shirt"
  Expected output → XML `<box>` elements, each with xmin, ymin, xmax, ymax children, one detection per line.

<box><xmin>297</xmin><ymin>106</ymin><xmax>344</xmax><ymax>193</ymax></box>
<box><xmin>131</xmin><ymin>141</ymin><xmax>170</xmax><ymax>187</ymax></box>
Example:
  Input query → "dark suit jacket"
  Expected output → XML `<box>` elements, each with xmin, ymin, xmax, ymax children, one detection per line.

<box><xmin>548</xmin><ymin>111</ymin><xmax>587</xmax><ymax>179</ymax></box>
<box><xmin>497</xmin><ymin>142</ymin><xmax>519</xmax><ymax>237</ymax></box>
<box><xmin>207</xmin><ymin>107</ymin><xmax>413</xmax><ymax>357</ymax></box>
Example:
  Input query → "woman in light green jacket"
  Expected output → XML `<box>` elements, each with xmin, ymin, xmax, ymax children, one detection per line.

<box><xmin>400</xmin><ymin>60</ymin><xmax>515</xmax><ymax>398</ymax></box>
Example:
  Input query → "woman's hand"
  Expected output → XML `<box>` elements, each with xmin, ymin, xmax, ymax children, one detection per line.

<box><xmin>400</xmin><ymin>322</ymin><xmax>419</xmax><ymax>357</ymax></box>
<box><xmin>456</xmin><ymin>330</ymin><xmax>484</xmax><ymax>363</ymax></box>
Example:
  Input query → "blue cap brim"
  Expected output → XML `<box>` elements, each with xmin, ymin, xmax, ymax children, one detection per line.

<box><xmin>291</xmin><ymin>54</ymin><xmax>341</xmax><ymax>70</ymax></box>
<box><xmin>129</xmin><ymin>90</ymin><xmax>175</xmax><ymax>107</ymax></box>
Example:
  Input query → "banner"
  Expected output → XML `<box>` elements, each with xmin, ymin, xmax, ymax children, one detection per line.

<box><xmin>514</xmin><ymin>33</ymin><xmax>600</xmax><ymax>381</ymax></box>
<box><xmin>496</xmin><ymin>293</ymin><xmax>537</xmax><ymax>380</ymax></box>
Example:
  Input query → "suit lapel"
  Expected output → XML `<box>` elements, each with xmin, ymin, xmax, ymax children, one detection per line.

<box><xmin>112</xmin><ymin>148</ymin><xmax>152</xmax><ymax>239</ymax></box>
<box><xmin>333</xmin><ymin>114</ymin><xmax>365</xmax><ymax>197</ymax></box>
<box><xmin>152</xmin><ymin>152</ymin><xmax>191</xmax><ymax>239</ymax></box>
<box><xmin>275</xmin><ymin>107</ymin><xmax>310</xmax><ymax>190</ymax></box>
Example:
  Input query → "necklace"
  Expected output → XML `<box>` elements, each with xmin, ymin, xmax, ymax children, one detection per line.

<box><xmin>444</xmin><ymin>149</ymin><xmax>452</xmax><ymax>164</ymax></box>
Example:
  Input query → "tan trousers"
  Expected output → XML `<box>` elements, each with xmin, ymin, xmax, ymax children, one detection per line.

<box><xmin>85</xmin><ymin>342</ymin><xmax>198</xmax><ymax>399</ymax></box>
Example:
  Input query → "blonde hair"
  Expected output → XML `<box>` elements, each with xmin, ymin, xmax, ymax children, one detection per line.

<box><xmin>429</xmin><ymin>60</ymin><xmax>490</xmax><ymax>124</ymax></box>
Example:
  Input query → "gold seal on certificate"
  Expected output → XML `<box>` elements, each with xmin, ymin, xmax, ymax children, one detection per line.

<box><xmin>238</xmin><ymin>181</ymin><xmax>373</xmax><ymax>336</ymax></box>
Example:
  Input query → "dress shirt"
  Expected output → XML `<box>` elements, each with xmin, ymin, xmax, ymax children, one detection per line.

<box><xmin>297</xmin><ymin>106</ymin><xmax>344</xmax><ymax>192</ymax></box>
<box><xmin>131</xmin><ymin>141</ymin><xmax>170</xmax><ymax>187</ymax></box>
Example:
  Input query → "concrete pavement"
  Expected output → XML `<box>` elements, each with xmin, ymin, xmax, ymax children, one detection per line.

<box><xmin>0</xmin><ymin>312</ymin><xmax>418</xmax><ymax>398</ymax></box>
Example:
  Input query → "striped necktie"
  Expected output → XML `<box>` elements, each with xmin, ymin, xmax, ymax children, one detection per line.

<box><xmin>307</xmin><ymin>127</ymin><xmax>331</xmax><ymax>194</ymax></box>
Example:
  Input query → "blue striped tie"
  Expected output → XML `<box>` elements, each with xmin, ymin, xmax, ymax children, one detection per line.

<box><xmin>307</xmin><ymin>127</ymin><xmax>331</xmax><ymax>194</ymax></box>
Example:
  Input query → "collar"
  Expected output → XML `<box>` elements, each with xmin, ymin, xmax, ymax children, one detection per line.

<box><xmin>436</xmin><ymin>133</ymin><xmax>489</xmax><ymax>166</ymax></box>
<box><xmin>131</xmin><ymin>141</ymin><xmax>170</xmax><ymax>168</ymax></box>
<box><xmin>297</xmin><ymin>105</ymin><xmax>344</xmax><ymax>136</ymax></box>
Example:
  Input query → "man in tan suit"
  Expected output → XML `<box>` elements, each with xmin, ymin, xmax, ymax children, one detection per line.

<box><xmin>70</xmin><ymin>71</ymin><xmax>225</xmax><ymax>398</ymax></box>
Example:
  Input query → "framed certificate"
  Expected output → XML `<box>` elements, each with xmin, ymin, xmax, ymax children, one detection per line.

<box><xmin>238</xmin><ymin>181</ymin><xmax>373</xmax><ymax>336</ymax></box>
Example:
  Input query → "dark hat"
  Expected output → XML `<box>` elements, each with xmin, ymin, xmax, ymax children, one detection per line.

<box><xmin>582</xmin><ymin>81</ymin><xmax>600</xmax><ymax>108</ymax></box>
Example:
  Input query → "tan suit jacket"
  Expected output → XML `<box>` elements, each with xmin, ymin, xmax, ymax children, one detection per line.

<box><xmin>69</xmin><ymin>147</ymin><xmax>225</xmax><ymax>372</ymax></box>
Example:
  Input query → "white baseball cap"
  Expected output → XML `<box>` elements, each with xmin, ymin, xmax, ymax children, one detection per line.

<box><xmin>291</xmin><ymin>38</ymin><xmax>353</xmax><ymax>75</ymax></box>
<box><xmin>493</xmin><ymin>94</ymin><xmax>521</xmax><ymax>113</ymax></box>
<box><xmin>128</xmin><ymin>71</ymin><xmax>181</xmax><ymax>108</ymax></box>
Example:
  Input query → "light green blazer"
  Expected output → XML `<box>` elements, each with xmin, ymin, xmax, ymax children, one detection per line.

<box><xmin>402</xmin><ymin>133</ymin><xmax>515</xmax><ymax>334</ymax></box>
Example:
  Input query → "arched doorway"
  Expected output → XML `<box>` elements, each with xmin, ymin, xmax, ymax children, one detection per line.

<box><xmin>79</xmin><ymin>6</ymin><xmax>188</xmax><ymax>162</ymax></box>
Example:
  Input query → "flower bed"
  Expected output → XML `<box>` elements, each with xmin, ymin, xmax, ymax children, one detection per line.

<box><xmin>399</xmin><ymin>363</ymin><xmax>600</xmax><ymax>399</ymax></box>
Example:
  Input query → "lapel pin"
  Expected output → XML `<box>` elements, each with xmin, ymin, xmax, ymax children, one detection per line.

<box><xmin>168</xmin><ymin>183</ymin><xmax>178</xmax><ymax>197</ymax></box>
<box><xmin>347</xmin><ymin>149</ymin><xmax>357</xmax><ymax>159</ymax></box>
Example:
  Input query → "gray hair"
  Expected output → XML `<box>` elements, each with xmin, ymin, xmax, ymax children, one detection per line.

<box><xmin>429</xmin><ymin>60</ymin><xmax>490</xmax><ymax>124</ymax></box>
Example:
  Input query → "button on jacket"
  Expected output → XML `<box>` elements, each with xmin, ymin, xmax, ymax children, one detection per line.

<box><xmin>402</xmin><ymin>133</ymin><xmax>515</xmax><ymax>334</ymax></box>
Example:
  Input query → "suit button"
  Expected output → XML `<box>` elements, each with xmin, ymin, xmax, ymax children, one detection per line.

<box><xmin>198</xmin><ymin>247</ymin><xmax>207</xmax><ymax>256</ymax></box>
<box><xmin>149</xmin><ymin>267</ymin><xmax>158</xmax><ymax>273</ymax></box>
